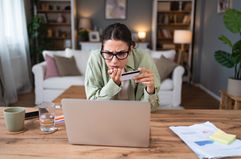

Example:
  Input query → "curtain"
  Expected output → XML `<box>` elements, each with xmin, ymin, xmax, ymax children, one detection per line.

<box><xmin>0</xmin><ymin>0</ymin><xmax>32</xmax><ymax>105</ymax></box>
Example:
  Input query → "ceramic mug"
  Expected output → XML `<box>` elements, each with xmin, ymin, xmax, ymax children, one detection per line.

<box><xmin>3</xmin><ymin>107</ymin><xmax>25</xmax><ymax>132</ymax></box>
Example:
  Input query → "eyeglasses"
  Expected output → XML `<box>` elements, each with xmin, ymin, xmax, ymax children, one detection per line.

<box><xmin>100</xmin><ymin>50</ymin><xmax>129</xmax><ymax>60</ymax></box>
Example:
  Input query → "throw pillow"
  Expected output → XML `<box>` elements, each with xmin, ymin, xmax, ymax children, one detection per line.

<box><xmin>44</xmin><ymin>54</ymin><xmax>59</xmax><ymax>79</ymax></box>
<box><xmin>151</xmin><ymin>50</ymin><xmax>176</xmax><ymax>61</ymax></box>
<box><xmin>65</xmin><ymin>48</ymin><xmax>91</xmax><ymax>75</ymax></box>
<box><xmin>154</xmin><ymin>57</ymin><xmax>178</xmax><ymax>81</ymax></box>
<box><xmin>54</xmin><ymin>55</ymin><xmax>81</xmax><ymax>76</ymax></box>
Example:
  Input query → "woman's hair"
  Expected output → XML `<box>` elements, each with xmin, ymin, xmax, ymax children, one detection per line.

<box><xmin>101</xmin><ymin>23</ymin><xmax>135</xmax><ymax>48</ymax></box>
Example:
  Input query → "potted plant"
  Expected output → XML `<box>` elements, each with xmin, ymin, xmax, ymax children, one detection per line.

<box><xmin>28</xmin><ymin>15</ymin><xmax>47</xmax><ymax>64</ymax></box>
<box><xmin>28</xmin><ymin>0</ymin><xmax>49</xmax><ymax>65</ymax></box>
<box><xmin>78</xmin><ymin>29</ymin><xmax>89</xmax><ymax>42</ymax></box>
<box><xmin>214</xmin><ymin>9</ymin><xmax>241</xmax><ymax>96</ymax></box>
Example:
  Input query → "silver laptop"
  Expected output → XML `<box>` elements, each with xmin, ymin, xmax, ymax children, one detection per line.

<box><xmin>61</xmin><ymin>99</ymin><xmax>150</xmax><ymax>147</ymax></box>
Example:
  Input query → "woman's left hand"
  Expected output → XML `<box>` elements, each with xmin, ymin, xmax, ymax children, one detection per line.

<box><xmin>133</xmin><ymin>67</ymin><xmax>155</xmax><ymax>94</ymax></box>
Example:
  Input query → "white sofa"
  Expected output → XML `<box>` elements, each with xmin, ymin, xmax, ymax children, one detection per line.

<box><xmin>32</xmin><ymin>49</ymin><xmax>184</xmax><ymax>108</ymax></box>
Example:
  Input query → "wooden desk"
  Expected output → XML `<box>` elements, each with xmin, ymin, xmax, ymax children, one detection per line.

<box><xmin>1</xmin><ymin>108</ymin><xmax>241</xmax><ymax>159</ymax></box>
<box><xmin>52</xmin><ymin>85</ymin><xmax>86</xmax><ymax>105</ymax></box>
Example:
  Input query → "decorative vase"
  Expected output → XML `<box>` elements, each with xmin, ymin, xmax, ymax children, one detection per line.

<box><xmin>227</xmin><ymin>78</ymin><xmax>241</xmax><ymax>97</ymax></box>
<box><xmin>57</xmin><ymin>14</ymin><xmax>65</xmax><ymax>23</ymax></box>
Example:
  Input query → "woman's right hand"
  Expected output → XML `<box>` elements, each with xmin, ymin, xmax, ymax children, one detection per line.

<box><xmin>108</xmin><ymin>68</ymin><xmax>122</xmax><ymax>85</ymax></box>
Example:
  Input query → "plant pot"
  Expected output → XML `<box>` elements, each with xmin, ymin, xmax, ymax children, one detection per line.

<box><xmin>227</xmin><ymin>78</ymin><xmax>241</xmax><ymax>97</ymax></box>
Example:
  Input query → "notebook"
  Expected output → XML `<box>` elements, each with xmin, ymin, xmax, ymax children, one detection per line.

<box><xmin>61</xmin><ymin>99</ymin><xmax>150</xmax><ymax>147</ymax></box>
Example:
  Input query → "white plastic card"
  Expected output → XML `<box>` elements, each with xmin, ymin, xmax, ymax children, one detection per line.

<box><xmin>120</xmin><ymin>70</ymin><xmax>140</xmax><ymax>81</ymax></box>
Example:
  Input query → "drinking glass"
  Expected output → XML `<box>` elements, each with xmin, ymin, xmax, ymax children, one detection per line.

<box><xmin>38</xmin><ymin>102</ymin><xmax>57</xmax><ymax>133</ymax></box>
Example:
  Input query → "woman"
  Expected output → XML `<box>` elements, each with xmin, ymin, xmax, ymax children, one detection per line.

<box><xmin>85</xmin><ymin>23</ymin><xmax>160</xmax><ymax>112</ymax></box>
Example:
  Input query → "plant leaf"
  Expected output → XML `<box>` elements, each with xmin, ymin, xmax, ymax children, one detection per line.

<box><xmin>218</xmin><ymin>35</ymin><xmax>232</xmax><ymax>47</ymax></box>
<box><xmin>224</xmin><ymin>9</ymin><xmax>241</xmax><ymax>33</ymax></box>
<box><xmin>232</xmin><ymin>39</ymin><xmax>241</xmax><ymax>64</ymax></box>
<box><xmin>214</xmin><ymin>50</ymin><xmax>235</xmax><ymax>68</ymax></box>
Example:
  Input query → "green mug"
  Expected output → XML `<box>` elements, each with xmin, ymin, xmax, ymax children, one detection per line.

<box><xmin>3</xmin><ymin>107</ymin><xmax>25</xmax><ymax>132</ymax></box>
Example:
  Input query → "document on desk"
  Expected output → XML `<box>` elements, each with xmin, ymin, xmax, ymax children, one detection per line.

<box><xmin>170</xmin><ymin>121</ymin><xmax>241</xmax><ymax>159</ymax></box>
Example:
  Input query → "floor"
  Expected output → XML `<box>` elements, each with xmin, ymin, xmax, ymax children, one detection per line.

<box><xmin>8</xmin><ymin>83</ymin><xmax>220</xmax><ymax>109</ymax></box>
<box><xmin>181</xmin><ymin>83</ymin><xmax>219</xmax><ymax>109</ymax></box>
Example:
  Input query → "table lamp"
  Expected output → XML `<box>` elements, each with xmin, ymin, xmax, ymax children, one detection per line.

<box><xmin>78</xmin><ymin>17</ymin><xmax>91</xmax><ymax>30</ymax></box>
<box><xmin>173</xmin><ymin>30</ymin><xmax>192</xmax><ymax>64</ymax></box>
<box><xmin>138</xmin><ymin>31</ymin><xmax>146</xmax><ymax>42</ymax></box>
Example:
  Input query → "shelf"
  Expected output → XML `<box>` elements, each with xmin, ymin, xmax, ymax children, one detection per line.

<box><xmin>37</xmin><ymin>10</ymin><xmax>70</xmax><ymax>13</ymax></box>
<box><xmin>46</xmin><ymin>23</ymin><xmax>71</xmax><ymax>26</ymax></box>
<box><xmin>158</xmin><ymin>23</ymin><xmax>190</xmax><ymax>27</ymax></box>
<box><xmin>158</xmin><ymin>11</ymin><xmax>190</xmax><ymax>14</ymax></box>
<box><xmin>157</xmin><ymin>38</ymin><xmax>173</xmax><ymax>42</ymax></box>
<box><xmin>39</xmin><ymin>0</ymin><xmax>71</xmax><ymax>2</ymax></box>
<box><xmin>46</xmin><ymin>37</ymin><xmax>70</xmax><ymax>40</ymax></box>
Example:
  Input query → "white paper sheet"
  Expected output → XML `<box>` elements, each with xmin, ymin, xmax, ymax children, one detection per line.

<box><xmin>170</xmin><ymin>121</ymin><xmax>241</xmax><ymax>159</ymax></box>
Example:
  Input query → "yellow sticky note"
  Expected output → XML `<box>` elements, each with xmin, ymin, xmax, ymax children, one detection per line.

<box><xmin>209</xmin><ymin>129</ymin><xmax>236</xmax><ymax>144</ymax></box>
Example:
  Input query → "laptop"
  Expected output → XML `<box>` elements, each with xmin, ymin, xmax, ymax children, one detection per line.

<box><xmin>61</xmin><ymin>99</ymin><xmax>150</xmax><ymax>147</ymax></box>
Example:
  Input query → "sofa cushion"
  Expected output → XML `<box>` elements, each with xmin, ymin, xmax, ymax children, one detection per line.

<box><xmin>160</xmin><ymin>79</ymin><xmax>173</xmax><ymax>91</ymax></box>
<box><xmin>43</xmin><ymin>76</ymin><xmax>84</xmax><ymax>89</ymax></box>
<box><xmin>54</xmin><ymin>55</ymin><xmax>81</xmax><ymax>76</ymax></box>
<box><xmin>65</xmin><ymin>48</ymin><xmax>90</xmax><ymax>75</ymax></box>
<box><xmin>44</xmin><ymin>54</ymin><xmax>59</xmax><ymax>79</ymax></box>
<box><xmin>154</xmin><ymin>57</ymin><xmax>178</xmax><ymax>81</ymax></box>
<box><xmin>151</xmin><ymin>50</ymin><xmax>176</xmax><ymax>61</ymax></box>
<box><xmin>43</xmin><ymin>50</ymin><xmax>68</xmax><ymax>58</ymax></box>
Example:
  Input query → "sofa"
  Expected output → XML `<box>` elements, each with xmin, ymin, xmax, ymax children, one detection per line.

<box><xmin>32</xmin><ymin>48</ymin><xmax>184</xmax><ymax>108</ymax></box>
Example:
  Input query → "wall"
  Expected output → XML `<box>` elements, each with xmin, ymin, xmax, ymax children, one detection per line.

<box><xmin>76</xmin><ymin>0</ymin><xmax>153</xmax><ymax>42</ymax></box>
<box><xmin>192</xmin><ymin>0</ymin><xmax>241</xmax><ymax>97</ymax></box>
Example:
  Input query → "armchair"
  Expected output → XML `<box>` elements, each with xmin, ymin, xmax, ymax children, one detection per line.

<box><xmin>150</xmin><ymin>50</ymin><xmax>184</xmax><ymax>108</ymax></box>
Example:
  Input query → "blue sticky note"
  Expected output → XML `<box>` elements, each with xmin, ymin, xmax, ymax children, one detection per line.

<box><xmin>195</xmin><ymin>140</ymin><xmax>214</xmax><ymax>146</ymax></box>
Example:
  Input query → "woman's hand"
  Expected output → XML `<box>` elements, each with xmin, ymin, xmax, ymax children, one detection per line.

<box><xmin>134</xmin><ymin>67</ymin><xmax>155</xmax><ymax>94</ymax></box>
<box><xmin>108</xmin><ymin>68</ymin><xmax>122</xmax><ymax>85</ymax></box>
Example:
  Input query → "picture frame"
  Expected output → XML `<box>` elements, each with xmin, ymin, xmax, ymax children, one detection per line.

<box><xmin>217</xmin><ymin>0</ymin><xmax>232</xmax><ymax>13</ymax></box>
<box><xmin>37</xmin><ymin>13</ymin><xmax>48</xmax><ymax>23</ymax></box>
<box><xmin>89</xmin><ymin>31</ymin><xmax>100</xmax><ymax>42</ymax></box>
<box><xmin>105</xmin><ymin>0</ymin><xmax>127</xmax><ymax>19</ymax></box>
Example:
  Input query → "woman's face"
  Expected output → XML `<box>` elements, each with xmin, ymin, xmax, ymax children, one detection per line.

<box><xmin>102</xmin><ymin>40</ymin><xmax>130</xmax><ymax>70</ymax></box>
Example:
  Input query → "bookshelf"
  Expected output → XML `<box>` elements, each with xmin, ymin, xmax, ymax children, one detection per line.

<box><xmin>152</xmin><ymin>0</ymin><xmax>195</xmax><ymax>82</ymax></box>
<box><xmin>152</xmin><ymin>0</ymin><xmax>194</xmax><ymax>51</ymax></box>
<box><xmin>35</xmin><ymin>0</ymin><xmax>77</xmax><ymax>50</ymax></box>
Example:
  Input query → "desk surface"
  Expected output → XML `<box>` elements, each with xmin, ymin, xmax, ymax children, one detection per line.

<box><xmin>52</xmin><ymin>85</ymin><xmax>86</xmax><ymax>105</ymax></box>
<box><xmin>1</xmin><ymin>108</ymin><xmax>241</xmax><ymax>159</ymax></box>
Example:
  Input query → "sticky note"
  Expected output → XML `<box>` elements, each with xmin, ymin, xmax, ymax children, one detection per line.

<box><xmin>209</xmin><ymin>129</ymin><xmax>236</xmax><ymax>144</ymax></box>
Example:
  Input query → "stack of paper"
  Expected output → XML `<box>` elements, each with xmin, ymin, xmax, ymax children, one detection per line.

<box><xmin>170</xmin><ymin>121</ymin><xmax>241</xmax><ymax>159</ymax></box>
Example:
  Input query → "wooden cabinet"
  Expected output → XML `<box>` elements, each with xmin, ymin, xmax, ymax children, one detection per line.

<box><xmin>152</xmin><ymin>0</ymin><xmax>194</xmax><ymax>51</ymax></box>
<box><xmin>35</xmin><ymin>0</ymin><xmax>77</xmax><ymax>50</ymax></box>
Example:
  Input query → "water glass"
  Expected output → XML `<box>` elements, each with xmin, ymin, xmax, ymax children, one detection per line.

<box><xmin>38</xmin><ymin>102</ymin><xmax>57</xmax><ymax>133</ymax></box>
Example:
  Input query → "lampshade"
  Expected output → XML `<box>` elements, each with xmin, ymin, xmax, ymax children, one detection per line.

<box><xmin>78</xmin><ymin>18</ymin><xmax>91</xmax><ymax>29</ymax></box>
<box><xmin>138</xmin><ymin>31</ymin><xmax>146</xmax><ymax>40</ymax></box>
<box><xmin>173</xmin><ymin>30</ymin><xmax>192</xmax><ymax>44</ymax></box>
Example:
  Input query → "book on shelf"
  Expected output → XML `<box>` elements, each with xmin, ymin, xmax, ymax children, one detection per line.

<box><xmin>158</xmin><ymin>29</ymin><xmax>172</xmax><ymax>39</ymax></box>
<box><xmin>162</xmin><ymin>44</ymin><xmax>175</xmax><ymax>49</ymax></box>
<box><xmin>162</xmin><ymin>29</ymin><xmax>172</xmax><ymax>39</ymax></box>
<box><xmin>183</xmin><ymin>2</ymin><xmax>192</xmax><ymax>11</ymax></box>
<box><xmin>182</xmin><ymin>15</ymin><xmax>191</xmax><ymax>24</ymax></box>
<box><xmin>158</xmin><ymin>14</ymin><xmax>164</xmax><ymax>24</ymax></box>
<box><xmin>158</xmin><ymin>2</ymin><xmax>170</xmax><ymax>11</ymax></box>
